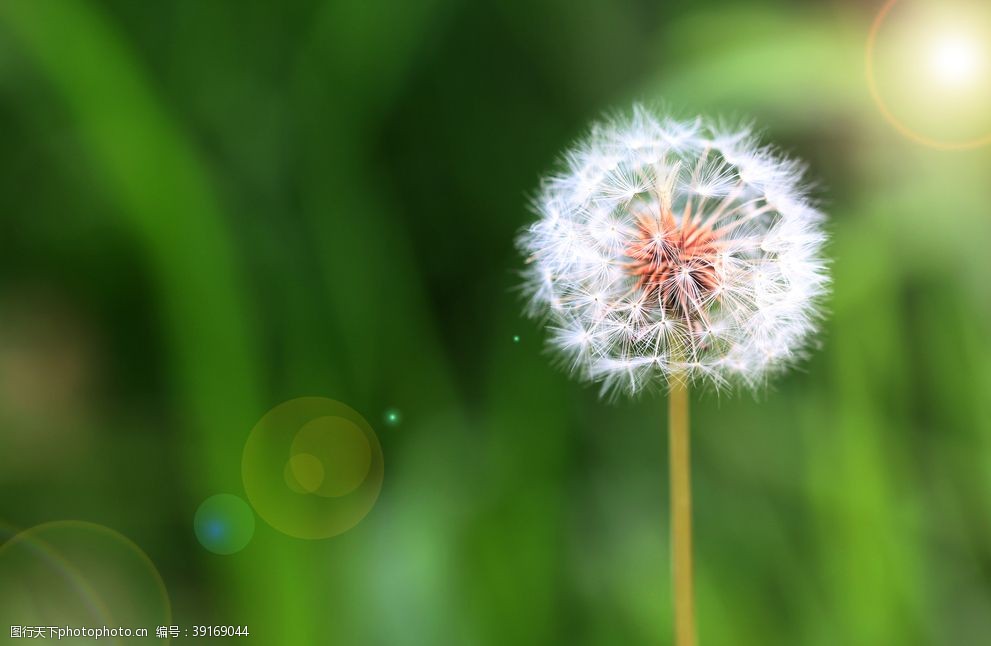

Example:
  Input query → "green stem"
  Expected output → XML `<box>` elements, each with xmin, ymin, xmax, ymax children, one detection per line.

<box><xmin>669</xmin><ymin>380</ymin><xmax>696</xmax><ymax>646</ymax></box>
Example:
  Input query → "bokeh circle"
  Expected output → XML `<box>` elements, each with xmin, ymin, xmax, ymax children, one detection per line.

<box><xmin>0</xmin><ymin>521</ymin><xmax>171</xmax><ymax>642</ymax></box>
<box><xmin>242</xmin><ymin>397</ymin><xmax>384</xmax><ymax>539</ymax></box>
<box><xmin>193</xmin><ymin>494</ymin><xmax>255</xmax><ymax>555</ymax></box>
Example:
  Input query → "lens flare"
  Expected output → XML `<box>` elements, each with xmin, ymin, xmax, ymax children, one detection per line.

<box><xmin>0</xmin><ymin>522</ymin><xmax>171</xmax><ymax>634</ymax></box>
<box><xmin>867</xmin><ymin>0</ymin><xmax>991</xmax><ymax>149</ymax></box>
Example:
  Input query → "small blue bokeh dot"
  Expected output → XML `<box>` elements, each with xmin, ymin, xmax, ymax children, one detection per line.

<box><xmin>194</xmin><ymin>494</ymin><xmax>255</xmax><ymax>555</ymax></box>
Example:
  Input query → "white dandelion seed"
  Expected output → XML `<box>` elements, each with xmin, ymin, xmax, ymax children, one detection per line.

<box><xmin>518</xmin><ymin>105</ymin><xmax>829</xmax><ymax>396</ymax></box>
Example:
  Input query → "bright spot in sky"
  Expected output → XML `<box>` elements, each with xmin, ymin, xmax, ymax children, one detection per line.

<box><xmin>929</xmin><ymin>33</ymin><xmax>983</xmax><ymax>86</ymax></box>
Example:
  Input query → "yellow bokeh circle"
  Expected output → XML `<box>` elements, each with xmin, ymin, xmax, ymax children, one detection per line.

<box><xmin>243</xmin><ymin>398</ymin><xmax>384</xmax><ymax>539</ymax></box>
<box><xmin>285</xmin><ymin>453</ymin><xmax>325</xmax><ymax>493</ymax></box>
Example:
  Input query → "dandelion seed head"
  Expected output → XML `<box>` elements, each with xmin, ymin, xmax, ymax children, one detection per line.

<box><xmin>518</xmin><ymin>105</ymin><xmax>829</xmax><ymax>397</ymax></box>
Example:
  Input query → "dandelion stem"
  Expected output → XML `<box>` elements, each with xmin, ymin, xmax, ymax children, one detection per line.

<box><xmin>668</xmin><ymin>380</ymin><xmax>696</xmax><ymax>646</ymax></box>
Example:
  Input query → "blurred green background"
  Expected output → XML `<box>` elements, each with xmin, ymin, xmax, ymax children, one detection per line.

<box><xmin>1</xmin><ymin>0</ymin><xmax>990</xmax><ymax>644</ymax></box>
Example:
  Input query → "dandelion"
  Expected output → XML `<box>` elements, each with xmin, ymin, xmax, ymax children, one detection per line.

<box><xmin>517</xmin><ymin>105</ymin><xmax>828</xmax><ymax>646</ymax></box>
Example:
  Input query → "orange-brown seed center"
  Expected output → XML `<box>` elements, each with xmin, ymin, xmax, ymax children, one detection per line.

<box><xmin>625</xmin><ymin>210</ymin><xmax>722</xmax><ymax>320</ymax></box>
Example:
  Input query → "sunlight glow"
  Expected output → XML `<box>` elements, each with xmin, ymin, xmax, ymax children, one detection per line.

<box><xmin>867</xmin><ymin>0</ymin><xmax>991</xmax><ymax>149</ymax></box>
<box><xmin>929</xmin><ymin>34</ymin><xmax>983</xmax><ymax>86</ymax></box>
